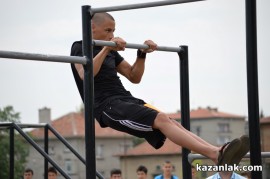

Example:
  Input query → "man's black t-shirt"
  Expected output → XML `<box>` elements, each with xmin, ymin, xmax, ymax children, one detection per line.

<box><xmin>70</xmin><ymin>41</ymin><xmax>135</xmax><ymax>121</ymax></box>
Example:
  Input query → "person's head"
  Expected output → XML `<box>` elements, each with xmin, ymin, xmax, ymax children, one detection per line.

<box><xmin>92</xmin><ymin>12</ymin><xmax>115</xmax><ymax>41</ymax></box>
<box><xmin>24</xmin><ymin>168</ymin><xmax>34</xmax><ymax>179</ymax></box>
<box><xmin>48</xmin><ymin>167</ymin><xmax>57</xmax><ymax>179</ymax></box>
<box><xmin>110</xmin><ymin>169</ymin><xmax>122</xmax><ymax>179</ymax></box>
<box><xmin>162</xmin><ymin>161</ymin><xmax>174</xmax><ymax>176</ymax></box>
<box><xmin>136</xmin><ymin>165</ymin><xmax>148</xmax><ymax>179</ymax></box>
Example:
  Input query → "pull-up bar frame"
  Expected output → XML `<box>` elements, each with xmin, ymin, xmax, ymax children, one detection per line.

<box><xmin>0</xmin><ymin>50</ymin><xmax>86</xmax><ymax>64</ymax></box>
<box><xmin>91</xmin><ymin>0</ymin><xmax>205</xmax><ymax>13</ymax></box>
<box><xmin>86</xmin><ymin>0</ymin><xmax>262</xmax><ymax>178</ymax></box>
<box><xmin>84</xmin><ymin>1</ymin><xmax>200</xmax><ymax>178</ymax></box>
<box><xmin>93</xmin><ymin>40</ymin><xmax>182</xmax><ymax>52</ymax></box>
<box><xmin>0</xmin><ymin>0</ymin><xmax>261</xmax><ymax>178</ymax></box>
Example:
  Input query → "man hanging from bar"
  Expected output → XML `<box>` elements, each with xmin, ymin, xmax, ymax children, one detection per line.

<box><xmin>70</xmin><ymin>12</ymin><xmax>249</xmax><ymax>166</ymax></box>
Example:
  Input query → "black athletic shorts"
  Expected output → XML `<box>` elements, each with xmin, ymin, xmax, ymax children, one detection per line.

<box><xmin>100</xmin><ymin>98</ymin><xmax>166</xmax><ymax>149</ymax></box>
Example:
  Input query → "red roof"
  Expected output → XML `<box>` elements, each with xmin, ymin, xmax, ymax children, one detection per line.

<box><xmin>31</xmin><ymin>112</ymin><xmax>131</xmax><ymax>138</ymax></box>
<box><xmin>260</xmin><ymin>116</ymin><xmax>270</xmax><ymax>124</ymax></box>
<box><xmin>119</xmin><ymin>139</ymin><xmax>182</xmax><ymax>156</ymax></box>
<box><xmin>167</xmin><ymin>107</ymin><xmax>244</xmax><ymax>119</ymax></box>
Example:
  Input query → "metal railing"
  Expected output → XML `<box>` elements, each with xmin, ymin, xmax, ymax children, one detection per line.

<box><xmin>0</xmin><ymin>122</ymin><xmax>104</xmax><ymax>179</ymax></box>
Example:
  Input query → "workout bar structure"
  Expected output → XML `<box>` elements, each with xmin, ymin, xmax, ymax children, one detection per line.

<box><xmin>83</xmin><ymin>3</ymin><xmax>190</xmax><ymax>178</ymax></box>
<box><xmin>0</xmin><ymin>0</ymin><xmax>260</xmax><ymax>178</ymax></box>
<box><xmin>0</xmin><ymin>50</ymin><xmax>87</xmax><ymax>64</ymax></box>
<box><xmin>246</xmin><ymin>0</ymin><xmax>262</xmax><ymax>178</ymax></box>
<box><xmin>0</xmin><ymin>122</ymin><xmax>104</xmax><ymax>179</ymax></box>
<box><xmin>178</xmin><ymin>46</ymin><xmax>192</xmax><ymax>179</ymax></box>
<box><xmin>91</xmin><ymin>0</ymin><xmax>263</xmax><ymax>179</ymax></box>
<box><xmin>93</xmin><ymin>40</ymin><xmax>182</xmax><ymax>52</ymax></box>
<box><xmin>10</xmin><ymin>123</ymin><xmax>72</xmax><ymax>179</ymax></box>
<box><xmin>91</xmin><ymin>0</ymin><xmax>205</xmax><ymax>13</ymax></box>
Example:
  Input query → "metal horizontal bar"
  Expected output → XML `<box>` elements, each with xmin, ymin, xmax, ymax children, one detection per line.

<box><xmin>0</xmin><ymin>50</ymin><xmax>87</xmax><ymax>64</ymax></box>
<box><xmin>188</xmin><ymin>152</ymin><xmax>270</xmax><ymax>163</ymax></box>
<box><xmin>0</xmin><ymin>122</ymin><xmax>14</xmax><ymax>129</ymax></box>
<box><xmin>93</xmin><ymin>40</ymin><xmax>182</xmax><ymax>53</ymax></box>
<box><xmin>91</xmin><ymin>0</ymin><xmax>205</xmax><ymax>13</ymax></box>
<box><xmin>0</xmin><ymin>122</ymin><xmax>47</xmax><ymax>129</ymax></box>
<box><xmin>18</xmin><ymin>123</ymin><xmax>47</xmax><ymax>128</ymax></box>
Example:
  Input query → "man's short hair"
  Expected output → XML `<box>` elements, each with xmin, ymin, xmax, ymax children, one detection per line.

<box><xmin>110</xmin><ymin>169</ymin><xmax>121</xmax><ymax>176</ymax></box>
<box><xmin>164</xmin><ymin>160</ymin><xmax>171</xmax><ymax>164</ymax></box>
<box><xmin>48</xmin><ymin>167</ymin><xmax>57</xmax><ymax>175</ymax></box>
<box><xmin>137</xmin><ymin>165</ymin><xmax>148</xmax><ymax>174</ymax></box>
<box><xmin>92</xmin><ymin>12</ymin><xmax>115</xmax><ymax>25</ymax></box>
<box><xmin>24</xmin><ymin>168</ymin><xmax>34</xmax><ymax>175</ymax></box>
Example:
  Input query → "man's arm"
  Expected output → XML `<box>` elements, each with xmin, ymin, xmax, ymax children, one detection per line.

<box><xmin>75</xmin><ymin>47</ymin><xmax>111</xmax><ymax>80</ymax></box>
<box><xmin>75</xmin><ymin>37</ymin><xmax>126</xmax><ymax>80</ymax></box>
<box><xmin>116</xmin><ymin>56</ymin><xmax>146</xmax><ymax>84</ymax></box>
<box><xmin>116</xmin><ymin>40</ymin><xmax>157</xmax><ymax>84</ymax></box>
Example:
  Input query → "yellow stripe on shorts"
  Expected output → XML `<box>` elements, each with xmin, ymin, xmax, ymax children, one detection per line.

<box><xmin>144</xmin><ymin>103</ymin><xmax>161</xmax><ymax>112</ymax></box>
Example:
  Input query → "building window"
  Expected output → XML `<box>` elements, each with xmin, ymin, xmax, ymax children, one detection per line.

<box><xmin>195</xmin><ymin>126</ymin><xmax>201</xmax><ymax>136</ymax></box>
<box><xmin>96</xmin><ymin>145</ymin><xmax>104</xmax><ymax>159</ymax></box>
<box><xmin>218</xmin><ymin>123</ymin><xmax>230</xmax><ymax>133</ymax></box>
<box><xmin>119</xmin><ymin>143</ymin><xmax>130</xmax><ymax>154</ymax></box>
<box><xmin>63</xmin><ymin>146</ymin><xmax>70</xmax><ymax>153</ymax></box>
<box><xmin>217</xmin><ymin>136</ymin><xmax>230</xmax><ymax>145</ymax></box>
<box><xmin>65</xmin><ymin>159</ymin><xmax>73</xmax><ymax>174</ymax></box>
<box><xmin>191</xmin><ymin>126</ymin><xmax>201</xmax><ymax>136</ymax></box>
<box><xmin>49</xmin><ymin>146</ymin><xmax>55</xmax><ymax>155</ymax></box>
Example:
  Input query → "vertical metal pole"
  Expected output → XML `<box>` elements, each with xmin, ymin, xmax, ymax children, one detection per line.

<box><xmin>9</xmin><ymin>125</ymin><xmax>14</xmax><ymax>179</ymax></box>
<box><xmin>44</xmin><ymin>125</ymin><xmax>49</xmax><ymax>179</ymax></box>
<box><xmin>82</xmin><ymin>5</ymin><xmax>96</xmax><ymax>179</ymax></box>
<box><xmin>178</xmin><ymin>46</ymin><xmax>191</xmax><ymax>179</ymax></box>
<box><xmin>245</xmin><ymin>0</ymin><xmax>262</xmax><ymax>178</ymax></box>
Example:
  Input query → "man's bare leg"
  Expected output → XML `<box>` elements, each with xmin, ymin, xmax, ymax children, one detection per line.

<box><xmin>171</xmin><ymin>119</ymin><xmax>218</xmax><ymax>149</ymax></box>
<box><xmin>153</xmin><ymin>113</ymin><xmax>219</xmax><ymax>164</ymax></box>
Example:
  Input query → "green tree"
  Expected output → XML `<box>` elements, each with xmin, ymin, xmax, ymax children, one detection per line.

<box><xmin>0</xmin><ymin>106</ymin><xmax>29</xmax><ymax>179</ymax></box>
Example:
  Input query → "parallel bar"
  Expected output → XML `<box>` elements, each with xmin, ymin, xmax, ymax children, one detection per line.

<box><xmin>12</xmin><ymin>123</ymin><xmax>71</xmax><ymax>179</ymax></box>
<box><xmin>9</xmin><ymin>126</ymin><xmax>14</xmax><ymax>179</ymax></box>
<box><xmin>16</xmin><ymin>123</ymin><xmax>47</xmax><ymax>128</ymax></box>
<box><xmin>91</xmin><ymin>0</ymin><xmax>205</xmax><ymax>13</ymax></box>
<box><xmin>0</xmin><ymin>122</ymin><xmax>46</xmax><ymax>129</ymax></box>
<box><xmin>82</xmin><ymin>5</ymin><xmax>96</xmax><ymax>179</ymax></box>
<box><xmin>93</xmin><ymin>40</ymin><xmax>182</xmax><ymax>53</ymax></box>
<box><xmin>0</xmin><ymin>122</ymin><xmax>104</xmax><ymax>179</ymax></box>
<box><xmin>44</xmin><ymin>125</ymin><xmax>49</xmax><ymax>179</ymax></box>
<box><xmin>188</xmin><ymin>152</ymin><xmax>270</xmax><ymax>163</ymax></box>
<box><xmin>245</xmin><ymin>0</ymin><xmax>262</xmax><ymax>178</ymax></box>
<box><xmin>0</xmin><ymin>50</ymin><xmax>86</xmax><ymax>64</ymax></box>
<box><xmin>178</xmin><ymin>46</ymin><xmax>192</xmax><ymax>179</ymax></box>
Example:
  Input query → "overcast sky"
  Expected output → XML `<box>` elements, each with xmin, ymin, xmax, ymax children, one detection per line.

<box><xmin>0</xmin><ymin>0</ymin><xmax>269</xmax><ymax>124</ymax></box>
